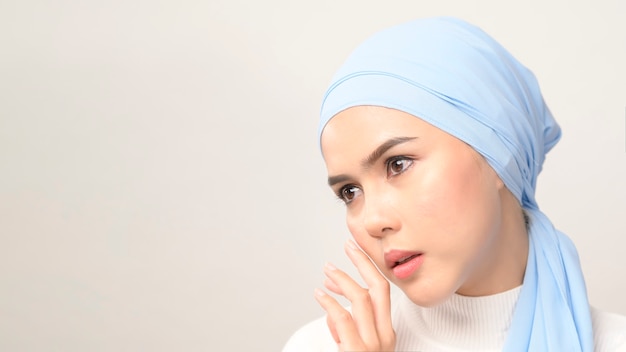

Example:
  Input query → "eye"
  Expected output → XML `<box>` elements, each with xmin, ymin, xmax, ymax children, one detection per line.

<box><xmin>337</xmin><ymin>185</ymin><xmax>362</xmax><ymax>204</ymax></box>
<box><xmin>386</xmin><ymin>156</ymin><xmax>414</xmax><ymax>177</ymax></box>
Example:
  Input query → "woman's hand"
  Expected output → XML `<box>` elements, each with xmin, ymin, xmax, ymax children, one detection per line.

<box><xmin>314</xmin><ymin>239</ymin><xmax>395</xmax><ymax>352</ymax></box>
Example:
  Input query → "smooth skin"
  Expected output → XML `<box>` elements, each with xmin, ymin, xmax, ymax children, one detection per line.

<box><xmin>316</xmin><ymin>106</ymin><xmax>529</xmax><ymax>351</ymax></box>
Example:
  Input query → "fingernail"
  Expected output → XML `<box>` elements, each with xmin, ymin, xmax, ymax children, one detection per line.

<box><xmin>314</xmin><ymin>288</ymin><xmax>326</xmax><ymax>297</ymax></box>
<box><xmin>325</xmin><ymin>262</ymin><xmax>337</xmax><ymax>271</ymax></box>
<box><xmin>346</xmin><ymin>239</ymin><xmax>358</xmax><ymax>251</ymax></box>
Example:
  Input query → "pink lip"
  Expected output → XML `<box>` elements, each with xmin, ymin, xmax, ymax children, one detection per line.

<box><xmin>384</xmin><ymin>250</ymin><xmax>424</xmax><ymax>280</ymax></box>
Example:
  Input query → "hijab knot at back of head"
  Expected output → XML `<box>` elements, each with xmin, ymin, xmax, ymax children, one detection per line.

<box><xmin>319</xmin><ymin>17</ymin><xmax>593</xmax><ymax>351</ymax></box>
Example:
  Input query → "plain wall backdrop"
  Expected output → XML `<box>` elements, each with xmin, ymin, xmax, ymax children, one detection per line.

<box><xmin>0</xmin><ymin>1</ymin><xmax>624</xmax><ymax>351</ymax></box>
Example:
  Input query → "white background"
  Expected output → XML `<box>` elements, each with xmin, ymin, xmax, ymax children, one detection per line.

<box><xmin>0</xmin><ymin>1</ymin><xmax>624</xmax><ymax>351</ymax></box>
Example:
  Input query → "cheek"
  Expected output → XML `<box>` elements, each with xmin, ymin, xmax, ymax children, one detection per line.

<box><xmin>409</xmin><ymin>152</ymin><xmax>501</xmax><ymax>248</ymax></box>
<box><xmin>346</xmin><ymin>217</ymin><xmax>371</xmax><ymax>249</ymax></box>
<box><xmin>398</xmin><ymin>160</ymin><xmax>461</xmax><ymax>223</ymax></box>
<box><xmin>429</xmin><ymin>156</ymin><xmax>492</xmax><ymax>215</ymax></box>
<box><xmin>435</xmin><ymin>158</ymin><xmax>502</xmax><ymax>251</ymax></box>
<box><xmin>346</xmin><ymin>217</ymin><xmax>385</xmax><ymax>265</ymax></box>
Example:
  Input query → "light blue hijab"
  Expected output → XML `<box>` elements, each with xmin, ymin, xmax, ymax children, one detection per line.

<box><xmin>319</xmin><ymin>17</ymin><xmax>593</xmax><ymax>351</ymax></box>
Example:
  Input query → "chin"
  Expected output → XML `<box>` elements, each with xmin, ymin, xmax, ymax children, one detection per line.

<box><xmin>398</xmin><ymin>281</ymin><xmax>458</xmax><ymax>308</ymax></box>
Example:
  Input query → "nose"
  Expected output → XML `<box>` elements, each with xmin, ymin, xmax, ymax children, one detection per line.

<box><xmin>362</xmin><ymin>191</ymin><xmax>400</xmax><ymax>238</ymax></box>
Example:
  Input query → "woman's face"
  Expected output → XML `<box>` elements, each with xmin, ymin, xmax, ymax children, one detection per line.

<box><xmin>321</xmin><ymin>106</ymin><xmax>511</xmax><ymax>307</ymax></box>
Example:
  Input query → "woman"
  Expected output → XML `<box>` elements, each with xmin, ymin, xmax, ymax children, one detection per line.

<box><xmin>284</xmin><ymin>17</ymin><xmax>626</xmax><ymax>351</ymax></box>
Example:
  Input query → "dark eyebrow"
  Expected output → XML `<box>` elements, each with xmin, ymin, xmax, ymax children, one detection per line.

<box><xmin>327</xmin><ymin>136</ymin><xmax>417</xmax><ymax>187</ymax></box>
<box><xmin>361</xmin><ymin>136</ymin><xmax>417</xmax><ymax>169</ymax></box>
<box><xmin>327</xmin><ymin>174</ymin><xmax>350</xmax><ymax>187</ymax></box>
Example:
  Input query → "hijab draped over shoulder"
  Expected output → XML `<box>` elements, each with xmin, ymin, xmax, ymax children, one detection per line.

<box><xmin>318</xmin><ymin>17</ymin><xmax>593</xmax><ymax>352</ymax></box>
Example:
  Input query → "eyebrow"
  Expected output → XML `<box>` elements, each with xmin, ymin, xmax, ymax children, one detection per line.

<box><xmin>327</xmin><ymin>136</ymin><xmax>417</xmax><ymax>187</ymax></box>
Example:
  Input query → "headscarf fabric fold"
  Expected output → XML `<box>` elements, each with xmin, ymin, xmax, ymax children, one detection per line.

<box><xmin>319</xmin><ymin>17</ymin><xmax>593</xmax><ymax>351</ymax></box>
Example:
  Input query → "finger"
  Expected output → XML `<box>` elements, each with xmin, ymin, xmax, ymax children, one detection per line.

<box><xmin>323</xmin><ymin>262</ymin><xmax>379</xmax><ymax>347</ymax></box>
<box><xmin>345</xmin><ymin>239</ymin><xmax>395</xmax><ymax>345</ymax></box>
<box><xmin>314</xmin><ymin>288</ymin><xmax>364</xmax><ymax>350</ymax></box>
<box><xmin>325</xmin><ymin>312</ymin><xmax>340</xmax><ymax>344</ymax></box>
<box><xmin>324</xmin><ymin>277</ymin><xmax>342</xmax><ymax>296</ymax></box>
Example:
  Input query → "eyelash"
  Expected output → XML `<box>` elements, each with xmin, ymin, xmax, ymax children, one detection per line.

<box><xmin>335</xmin><ymin>155</ymin><xmax>415</xmax><ymax>204</ymax></box>
<box><xmin>386</xmin><ymin>156</ymin><xmax>414</xmax><ymax>177</ymax></box>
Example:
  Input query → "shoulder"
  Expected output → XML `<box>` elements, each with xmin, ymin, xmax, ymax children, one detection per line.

<box><xmin>282</xmin><ymin>315</ymin><xmax>337</xmax><ymax>352</ymax></box>
<box><xmin>591</xmin><ymin>306</ymin><xmax>626</xmax><ymax>351</ymax></box>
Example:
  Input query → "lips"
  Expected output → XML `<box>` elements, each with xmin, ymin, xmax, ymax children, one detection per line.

<box><xmin>395</xmin><ymin>254</ymin><xmax>420</xmax><ymax>267</ymax></box>
<box><xmin>384</xmin><ymin>249</ymin><xmax>424</xmax><ymax>280</ymax></box>
<box><xmin>384</xmin><ymin>250</ymin><xmax>423</xmax><ymax>269</ymax></box>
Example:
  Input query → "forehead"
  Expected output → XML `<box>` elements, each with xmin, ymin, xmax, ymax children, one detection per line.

<box><xmin>321</xmin><ymin>106</ymin><xmax>436</xmax><ymax>158</ymax></box>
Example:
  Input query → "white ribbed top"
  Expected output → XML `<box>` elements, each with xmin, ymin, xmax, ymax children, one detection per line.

<box><xmin>282</xmin><ymin>285</ymin><xmax>626</xmax><ymax>352</ymax></box>
<box><xmin>392</xmin><ymin>286</ymin><xmax>522</xmax><ymax>352</ymax></box>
